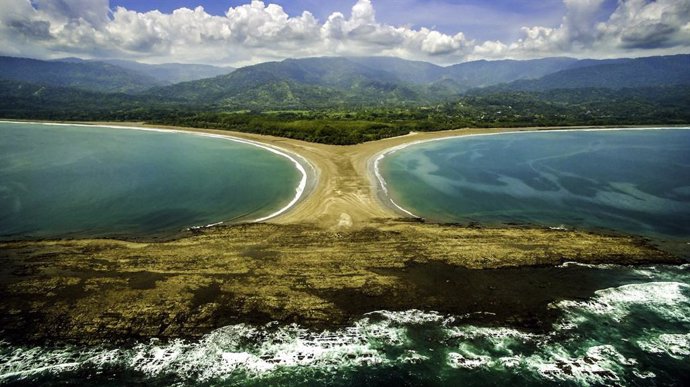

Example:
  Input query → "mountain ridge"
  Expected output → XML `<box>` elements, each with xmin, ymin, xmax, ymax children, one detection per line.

<box><xmin>0</xmin><ymin>56</ymin><xmax>163</xmax><ymax>93</ymax></box>
<box><xmin>145</xmin><ymin>54</ymin><xmax>690</xmax><ymax>108</ymax></box>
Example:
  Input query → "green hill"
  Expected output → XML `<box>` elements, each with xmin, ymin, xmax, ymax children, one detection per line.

<box><xmin>100</xmin><ymin>60</ymin><xmax>235</xmax><ymax>84</ymax></box>
<box><xmin>0</xmin><ymin>56</ymin><xmax>163</xmax><ymax>93</ymax></box>
<box><xmin>496</xmin><ymin>55</ymin><xmax>690</xmax><ymax>91</ymax></box>
<box><xmin>150</xmin><ymin>56</ymin><xmax>668</xmax><ymax>108</ymax></box>
<box><xmin>148</xmin><ymin>57</ymin><xmax>439</xmax><ymax>108</ymax></box>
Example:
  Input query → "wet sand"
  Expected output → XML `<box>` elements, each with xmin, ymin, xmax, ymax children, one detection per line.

<box><xmin>0</xmin><ymin>122</ymin><xmax>684</xmax><ymax>344</ymax></box>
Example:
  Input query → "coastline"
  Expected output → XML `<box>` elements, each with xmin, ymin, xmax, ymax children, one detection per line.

<box><xmin>4</xmin><ymin>119</ymin><xmax>687</xmax><ymax>229</ymax></box>
<box><xmin>0</xmin><ymin>120</ymin><xmax>317</xmax><ymax>226</ymax></box>
<box><xmin>0</xmin><ymin>120</ymin><xmax>687</xmax><ymax>345</ymax></box>
<box><xmin>369</xmin><ymin>126</ymin><xmax>690</xmax><ymax>221</ymax></box>
<box><xmin>0</xmin><ymin>222</ymin><xmax>679</xmax><ymax>345</ymax></box>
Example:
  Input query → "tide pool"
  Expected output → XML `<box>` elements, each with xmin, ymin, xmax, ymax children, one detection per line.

<box><xmin>378</xmin><ymin>129</ymin><xmax>690</xmax><ymax>239</ymax></box>
<box><xmin>0</xmin><ymin>122</ymin><xmax>303</xmax><ymax>239</ymax></box>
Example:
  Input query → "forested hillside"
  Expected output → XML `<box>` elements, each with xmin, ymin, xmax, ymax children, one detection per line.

<box><xmin>1</xmin><ymin>54</ymin><xmax>689</xmax><ymax>144</ymax></box>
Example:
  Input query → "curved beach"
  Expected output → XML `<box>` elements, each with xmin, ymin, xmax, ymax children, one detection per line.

<box><xmin>122</xmin><ymin>124</ymin><xmax>558</xmax><ymax>228</ymax></box>
<box><xmin>6</xmin><ymin>120</ymin><xmax>686</xmax><ymax>230</ymax></box>
<box><xmin>3</xmin><ymin>121</ymin><xmax>317</xmax><ymax>226</ymax></box>
<box><xmin>369</xmin><ymin>126</ymin><xmax>690</xmax><ymax>223</ymax></box>
<box><xmin>0</xmin><ymin>122</ymin><xmax>683</xmax><ymax>345</ymax></box>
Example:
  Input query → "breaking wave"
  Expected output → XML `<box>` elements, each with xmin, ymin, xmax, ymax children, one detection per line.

<box><xmin>1</xmin><ymin>278</ymin><xmax>689</xmax><ymax>386</ymax></box>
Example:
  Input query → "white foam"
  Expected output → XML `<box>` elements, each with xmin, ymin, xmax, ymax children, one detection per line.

<box><xmin>397</xmin><ymin>350</ymin><xmax>429</xmax><ymax>364</ymax></box>
<box><xmin>447</xmin><ymin>326</ymin><xmax>538</xmax><ymax>357</ymax></box>
<box><xmin>1</xmin><ymin>280</ymin><xmax>689</xmax><ymax>383</ymax></box>
<box><xmin>553</xmin><ymin>282</ymin><xmax>690</xmax><ymax>328</ymax></box>
<box><xmin>0</xmin><ymin>345</ymin><xmax>116</xmax><ymax>380</ymax></box>
<box><xmin>447</xmin><ymin>352</ymin><xmax>492</xmax><ymax>369</ymax></box>
<box><xmin>631</xmin><ymin>264</ymin><xmax>690</xmax><ymax>281</ymax></box>
<box><xmin>637</xmin><ymin>333</ymin><xmax>690</xmax><ymax>360</ymax></box>
<box><xmin>557</xmin><ymin>261</ymin><xmax>622</xmax><ymax>269</ymax></box>
<box><xmin>367</xmin><ymin>309</ymin><xmax>453</xmax><ymax>326</ymax></box>
<box><xmin>0</xmin><ymin>121</ymin><xmax>315</xmax><ymax>224</ymax></box>
<box><xmin>0</xmin><ymin>311</ymin><xmax>461</xmax><ymax>382</ymax></box>
<box><xmin>526</xmin><ymin>345</ymin><xmax>635</xmax><ymax>385</ymax></box>
<box><xmin>448</xmin><ymin>326</ymin><xmax>536</xmax><ymax>342</ymax></box>
<box><xmin>371</xmin><ymin>152</ymin><xmax>421</xmax><ymax>218</ymax></box>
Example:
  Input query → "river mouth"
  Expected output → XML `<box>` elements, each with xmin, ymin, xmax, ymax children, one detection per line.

<box><xmin>0</xmin><ymin>121</ymin><xmax>311</xmax><ymax>241</ymax></box>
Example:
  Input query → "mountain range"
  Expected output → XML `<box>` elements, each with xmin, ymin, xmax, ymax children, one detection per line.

<box><xmin>0</xmin><ymin>56</ymin><xmax>234</xmax><ymax>93</ymax></box>
<box><xmin>139</xmin><ymin>54</ymin><xmax>688</xmax><ymax>109</ymax></box>
<box><xmin>1</xmin><ymin>53</ymin><xmax>688</xmax><ymax>144</ymax></box>
<box><xmin>1</xmin><ymin>53</ymin><xmax>689</xmax><ymax>117</ymax></box>
<box><xmin>2</xmin><ymin>54</ymin><xmax>689</xmax><ymax>107</ymax></box>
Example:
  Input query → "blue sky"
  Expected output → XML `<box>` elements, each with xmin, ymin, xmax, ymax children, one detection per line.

<box><xmin>2</xmin><ymin>0</ymin><xmax>688</xmax><ymax>66</ymax></box>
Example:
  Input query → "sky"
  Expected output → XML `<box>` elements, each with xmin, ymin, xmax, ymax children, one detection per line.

<box><xmin>1</xmin><ymin>0</ymin><xmax>689</xmax><ymax>66</ymax></box>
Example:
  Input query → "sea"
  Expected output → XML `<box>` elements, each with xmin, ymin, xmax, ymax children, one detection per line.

<box><xmin>377</xmin><ymin>128</ymin><xmax>690</xmax><ymax>240</ymax></box>
<box><xmin>0</xmin><ymin>122</ymin><xmax>304</xmax><ymax>240</ymax></box>
<box><xmin>1</xmin><ymin>126</ymin><xmax>689</xmax><ymax>386</ymax></box>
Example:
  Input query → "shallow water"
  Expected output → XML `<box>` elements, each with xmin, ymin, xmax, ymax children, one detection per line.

<box><xmin>1</xmin><ymin>126</ymin><xmax>690</xmax><ymax>385</ymax></box>
<box><xmin>1</xmin><ymin>265</ymin><xmax>688</xmax><ymax>386</ymax></box>
<box><xmin>378</xmin><ymin>129</ymin><xmax>690</xmax><ymax>240</ymax></box>
<box><xmin>0</xmin><ymin>122</ymin><xmax>302</xmax><ymax>239</ymax></box>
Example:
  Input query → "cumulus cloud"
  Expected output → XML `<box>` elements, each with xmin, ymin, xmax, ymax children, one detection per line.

<box><xmin>0</xmin><ymin>0</ymin><xmax>688</xmax><ymax>65</ymax></box>
<box><xmin>497</xmin><ymin>0</ymin><xmax>690</xmax><ymax>59</ymax></box>
<box><xmin>599</xmin><ymin>0</ymin><xmax>690</xmax><ymax>49</ymax></box>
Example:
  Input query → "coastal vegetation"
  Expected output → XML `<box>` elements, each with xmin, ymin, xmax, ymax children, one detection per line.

<box><xmin>152</xmin><ymin>87</ymin><xmax>690</xmax><ymax>144</ymax></box>
<box><xmin>2</xmin><ymin>82</ymin><xmax>688</xmax><ymax>144</ymax></box>
<box><xmin>1</xmin><ymin>53</ymin><xmax>689</xmax><ymax>385</ymax></box>
<box><xmin>1</xmin><ymin>55</ymin><xmax>689</xmax><ymax>144</ymax></box>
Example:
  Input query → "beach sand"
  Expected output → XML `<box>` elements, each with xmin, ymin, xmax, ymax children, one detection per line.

<box><xmin>76</xmin><ymin>123</ymin><xmax>567</xmax><ymax>228</ymax></box>
<box><xmin>0</xmin><ymin>122</ymin><xmax>683</xmax><ymax>344</ymax></box>
<box><xmin>73</xmin><ymin>123</ymin><xmax>673</xmax><ymax>228</ymax></box>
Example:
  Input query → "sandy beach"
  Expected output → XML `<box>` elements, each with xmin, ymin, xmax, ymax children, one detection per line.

<box><xmin>70</xmin><ymin>123</ymin><xmax>595</xmax><ymax>228</ymax></box>
<box><xmin>9</xmin><ymin>120</ymin><xmax>685</xmax><ymax>229</ymax></box>
<box><xmin>69</xmin><ymin>122</ymin><xmax>683</xmax><ymax>228</ymax></box>
<box><xmin>0</xmin><ymin>121</ymin><xmax>684</xmax><ymax>343</ymax></box>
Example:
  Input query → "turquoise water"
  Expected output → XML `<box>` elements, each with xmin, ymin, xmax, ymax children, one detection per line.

<box><xmin>379</xmin><ymin>129</ymin><xmax>690</xmax><ymax>239</ymax></box>
<box><xmin>0</xmin><ymin>122</ymin><xmax>303</xmax><ymax>239</ymax></box>
<box><xmin>1</xmin><ymin>127</ymin><xmax>689</xmax><ymax>385</ymax></box>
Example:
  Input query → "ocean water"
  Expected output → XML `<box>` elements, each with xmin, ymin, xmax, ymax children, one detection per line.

<box><xmin>0</xmin><ymin>122</ymin><xmax>303</xmax><ymax>239</ymax></box>
<box><xmin>377</xmin><ymin>129</ymin><xmax>690</xmax><ymax>240</ymax></box>
<box><xmin>2</xmin><ymin>127</ymin><xmax>690</xmax><ymax>385</ymax></box>
<box><xmin>1</xmin><ymin>264</ymin><xmax>688</xmax><ymax>386</ymax></box>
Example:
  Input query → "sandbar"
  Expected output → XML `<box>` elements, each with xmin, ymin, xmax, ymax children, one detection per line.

<box><xmin>0</xmin><ymin>121</ymin><xmax>684</xmax><ymax>344</ymax></box>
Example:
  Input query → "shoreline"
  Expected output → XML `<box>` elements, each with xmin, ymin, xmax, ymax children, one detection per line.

<box><xmin>369</xmin><ymin>126</ymin><xmax>690</xmax><ymax>222</ymax></box>
<box><xmin>0</xmin><ymin>221</ymin><xmax>680</xmax><ymax>345</ymax></box>
<box><xmin>0</xmin><ymin>120</ymin><xmax>318</xmax><ymax>226</ymax></box>
<box><xmin>0</xmin><ymin>120</ymin><xmax>688</xmax><ymax>345</ymax></box>
<box><xmin>4</xmin><ymin>119</ymin><xmax>688</xmax><ymax>231</ymax></box>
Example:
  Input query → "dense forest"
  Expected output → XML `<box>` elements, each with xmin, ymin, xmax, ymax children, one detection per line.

<box><xmin>1</xmin><ymin>55</ymin><xmax>689</xmax><ymax>144</ymax></box>
<box><xmin>148</xmin><ymin>87</ymin><xmax>690</xmax><ymax>144</ymax></box>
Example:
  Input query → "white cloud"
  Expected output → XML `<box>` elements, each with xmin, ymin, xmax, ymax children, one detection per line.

<box><xmin>501</xmin><ymin>0</ymin><xmax>690</xmax><ymax>59</ymax></box>
<box><xmin>33</xmin><ymin>0</ymin><xmax>110</xmax><ymax>27</ymax></box>
<box><xmin>598</xmin><ymin>0</ymin><xmax>690</xmax><ymax>49</ymax></box>
<box><xmin>502</xmin><ymin>0</ymin><xmax>606</xmax><ymax>56</ymax></box>
<box><xmin>0</xmin><ymin>0</ymin><xmax>688</xmax><ymax>66</ymax></box>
